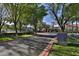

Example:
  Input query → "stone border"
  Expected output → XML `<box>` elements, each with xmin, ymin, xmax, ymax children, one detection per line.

<box><xmin>39</xmin><ymin>38</ymin><xmax>57</xmax><ymax>56</ymax></box>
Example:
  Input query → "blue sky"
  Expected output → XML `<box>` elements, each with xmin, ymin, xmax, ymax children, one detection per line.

<box><xmin>42</xmin><ymin>4</ymin><xmax>62</xmax><ymax>25</ymax></box>
<box><xmin>43</xmin><ymin>15</ymin><xmax>53</xmax><ymax>24</ymax></box>
<box><xmin>43</xmin><ymin>14</ymin><xmax>53</xmax><ymax>25</ymax></box>
<box><xmin>43</xmin><ymin>10</ymin><xmax>62</xmax><ymax>25</ymax></box>
<box><xmin>42</xmin><ymin>4</ymin><xmax>54</xmax><ymax>25</ymax></box>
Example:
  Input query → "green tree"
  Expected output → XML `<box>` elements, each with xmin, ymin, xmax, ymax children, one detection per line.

<box><xmin>0</xmin><ymin>4</ymin><xmax>9</xmax><ymax>33</ymax></box>
<box><xmin>26</xmin><ymin>4</ymin><xmax>47</xmax><ymax>33</ymax></box>
<box><xmin>4</xmin><ymin>3</ymin><xmax>30</xmax><ymax>35</ymax></box>
<box><xmin>48</xmin><ymin>3</ymin><xmax>79</xmax><ymax>32</ymax></box>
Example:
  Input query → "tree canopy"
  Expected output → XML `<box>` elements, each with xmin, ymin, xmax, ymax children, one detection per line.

<box><xmin>47</xmin><ymin>3</ymin><xmax>79</xmax><ymax>32</ymax></box>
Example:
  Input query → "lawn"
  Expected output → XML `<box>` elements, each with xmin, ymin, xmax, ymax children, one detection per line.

<box><xmin>18</xmin><ymin>34</ymin><xmax>33</xmax><ymax>38</ymax></box>
<box><xmin>49</xmin><ymin>35</ymin><xmax>79</xmax><ymax>56</ymax></box>
<box><xmin>68</xmin><ymin>36</ymin><xmax>79</xmax><ymax>43</ymax></box>
<box><xmin>0</xmin><ymin>34</ymin><xmax>33</xmax><ymax>41</ymax></box>
<box><xmin>0</xmin><ymin>37</ymin><xmax>15</xmax><ymax>41</ymax></box>
<box><xmin>49</xmin><ymin>45</ymin><xmax>79</xmax><ymax>56</ymax></box>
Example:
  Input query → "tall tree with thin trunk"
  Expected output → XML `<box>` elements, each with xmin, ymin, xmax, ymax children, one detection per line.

<box><xmin>47</xmin><ymin>3</ymin><xmax>79</xmax><ymax>32</ymax></box>
<box><xmin>23</xmin><ymin>4</ymin><xmax>47</xmax><ymax>33</ymax></box>
<box><xmin>4</xmin><ymin>3</ymin><xmax>29</xmax><ymax>35</ymax></box>
<box><xmin>0</xmin><ymin>4</ymin><xmax>8</xmax><ymax>33</ymax></box>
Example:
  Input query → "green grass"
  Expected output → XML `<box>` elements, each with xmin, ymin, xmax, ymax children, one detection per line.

<box><xmin>67</xmin><ymin>37</ymin><xmax>79</xmax><ymax>43</ymax></box>
<box><xmin>0</xmin><ymin>34</ymin><xmax>32</xmax><ymax>41</ymax></box>
<box><xmin>18</xmin><ymin>34</ymin><xmax>33</xmax><ymax>38</ymax></box>
<box><xmin>49</xmin><ymin>45</ymin><xmax>79</xmax><ymax>56</ymax></box>
<box><xmin>49</xmin><ymin>36</ymin><xmax>79</xmax><ymax>56</ymax></box>
<box><xmin>0</xmin><ymin>37</ymin><xmax>15</xmax><ymax>41</ymax></box>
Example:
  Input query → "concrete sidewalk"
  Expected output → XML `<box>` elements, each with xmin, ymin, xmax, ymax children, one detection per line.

<box><xmin>0</xmin><ymin>36</ymin><xmax>53</xmax><ymax>56</ymax></box>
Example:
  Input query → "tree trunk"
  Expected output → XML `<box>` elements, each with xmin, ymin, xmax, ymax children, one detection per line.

<box><xmin>60</xmin><ymin>25</ymin><xmax>65</xmax><ymax>32</ymax></box>
<box><xmin>0</xmin><ymin>23</ymin><xmax>3</xmax><ymax>33</ymax></box>
<box><xmin>76</xmin><ymin>19</ymin><xmax>78</xmax><ymax>33</ymax></box>
<box><xmin>0</xmin><ymin>23</ymin><xmax>2</xmax><ymax>33</ymax></box>
<box><xmin>34</xmin><ymin>24</ymin><xmax>37</xmax><ymax>33</ymax></box>
<box><xmin>0</xmin><ymin>27</ymin><xmax>1</xmax><ymax>33</ymax></box>
<box><xmin>19</xmin><ymin>21</ymin><xmax>22</xmax><ymax>32</ymax></box>
<box><xmin>14</xmin><ymin>22</ymin><xmax>18</xmax><ymax>36</ymax></box>
<box><xmin>72</xmin><ymin>21</ymin><xmax>73</xmax><ymax>33</ymax></box>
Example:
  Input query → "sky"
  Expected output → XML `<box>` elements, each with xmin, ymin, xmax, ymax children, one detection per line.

<box><xmin>42</xmin><ymin>4</ymin><xmax>54</xmax><ymax>25</ymax></box>
<box><xmin>42</xmin><ymin>3</ymin><xmax>62</xmax><ymax>25</ymax></box>
<box><xmin>43</xmin><ymin>14</ymin><xmax>53</xmax><ymax>25</ymax></box>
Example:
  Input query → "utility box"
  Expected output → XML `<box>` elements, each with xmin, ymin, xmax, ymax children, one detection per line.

<box><xmin>57</xmin><ymin>32</ymin><xmax>68</xmax><ymax>46</ymax></box>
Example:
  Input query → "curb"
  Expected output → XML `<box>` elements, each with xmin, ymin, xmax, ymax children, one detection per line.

<box><xmin>39</xmin><ymin>40</ymin><xmax>54</xmax><ymax>56</ymax></box>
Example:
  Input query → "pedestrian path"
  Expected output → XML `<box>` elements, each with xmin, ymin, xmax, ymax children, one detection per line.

<box><xmin>0</xmin><ymin>36</ymin><xmax>53</xmax><ymax>56</ymax></box>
